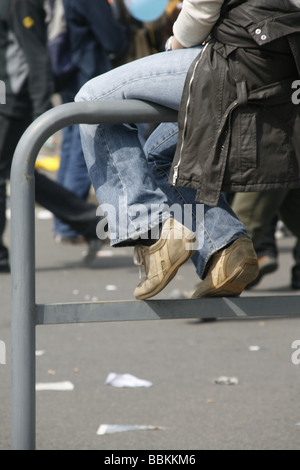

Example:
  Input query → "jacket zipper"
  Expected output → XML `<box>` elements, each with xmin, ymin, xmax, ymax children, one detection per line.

<box><xmin>173</xmin><ymin>43</ymin><xmax>208</xmax><ymax>186</ymax></box>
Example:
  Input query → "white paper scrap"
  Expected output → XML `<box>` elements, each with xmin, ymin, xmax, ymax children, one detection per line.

<box><xmin>96</xmin><ymin>250</ymin><xmax>114</xmax><ymax>258</ymax></box>
<box><xmin>105</xmin><ymin>285</ymin><xmax>117</xmax><ymax>291</ymax></box>
<box><xmin>105</xmin><ymin>372</ymin><xmax>152</xmax><ymax>388</ymax></box>
<box><xmin>97</xmin><ymin>424</ymin><xmax>163</xmax><ymax>435</ymax></box>
<box><xmin>37</xmin><ymin>210</ymin><xmax>53</xmax><ymax>220</ymax></box>
<box><xmin>35</xmin><ymin>350</ymin><xmax>46</xmax><ymax>357</ymax></box>
<box><xmin>249</xmin><ymin>345</ymin><xmax>260</xmax><ymax>351</ymax></box>
<box><xmin>36</xmin><ymin>381</ymin><xmax>74</xmax><ymax>391</ymax></box>
<box><xmin>214</xmin><ymin>376</ymin><xmax>239</xmax><ymax>385</ymax></box>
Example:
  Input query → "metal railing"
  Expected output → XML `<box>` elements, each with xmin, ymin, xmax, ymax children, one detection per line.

<box><xmin>10</xmin><ymin>100</ymin><xmax>300</xmax><ymax>450</ymax></box>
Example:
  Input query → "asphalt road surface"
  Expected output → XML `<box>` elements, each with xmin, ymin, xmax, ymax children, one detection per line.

<box><xmin>0</xmin><ymin>208</ymin><xmax>300</xmax><ymax>450</ymax></box>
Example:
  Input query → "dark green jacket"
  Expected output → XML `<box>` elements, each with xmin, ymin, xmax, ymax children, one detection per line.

<box><xmin>171</xmin><ymin>0</ymin><xmax>300</xmax><ymax>206</ymax></box>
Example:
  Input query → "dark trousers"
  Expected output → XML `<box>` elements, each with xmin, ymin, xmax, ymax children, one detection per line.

<box><xmin>0</xmin><ymin>114</ymin><xmax>99</xmax><ymax>255</ymax></box>
<box><xmin>253</xmin><ymin>216</ymin><xmax>279</xmax><ymax>259</ymax></box>
<box><xmin>231</xmin><ymin>190</ymin><xmax>300</xmax><ymax>245</ymax></box>
<box><xmin>231</xmin><ymin>190</ymin><xmax>300</xmax><ymax>266</ymax></box>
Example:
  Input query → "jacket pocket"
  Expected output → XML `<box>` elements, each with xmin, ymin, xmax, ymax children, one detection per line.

<box><xmin>238</xmin><ymin>112</ymin><xmax>257</xmax><ymax>170</ymax></box>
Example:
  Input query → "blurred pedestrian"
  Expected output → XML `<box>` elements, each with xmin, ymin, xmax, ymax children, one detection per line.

<box><xmin>0</xmin><ymin>0</ymin><xmax>103</xmax><ymax>272</ymax></box>
<box><xmin>231</xmin><ymin>190</ymin><xmax>300</xmax><ymax>290</ymax></box>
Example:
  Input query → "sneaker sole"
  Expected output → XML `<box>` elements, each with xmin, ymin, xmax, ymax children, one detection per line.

<box><xmin>135</xmin><ymin>239</ymin><xmax>196</xmax><ymax>301</ymax></box>
<box><xmin>192</xmin><ymin>258</ymin><xmax>259</xmax><ymax>299</ymax></box>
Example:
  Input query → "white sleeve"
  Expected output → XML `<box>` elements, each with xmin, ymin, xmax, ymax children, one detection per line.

<box><xmin>173</xmin><ymin>0</ymin><xmax>224</xmax><ymax>47</ymax></box>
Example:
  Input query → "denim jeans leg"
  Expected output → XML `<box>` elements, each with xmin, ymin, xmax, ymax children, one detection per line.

<box><xmin>144</xmin><ymin>122</ymin><xmax>249</xmax><ymax>279</ymax></box>
<box><xmin>55</xmin><ymin>126</ymin><xmax>76</xmax><ymax>238</ymax></box>
<box><xmin>79</xmin><ymin>121</ymin><xmax>170</xmax><ymax>244</ymax></box>
<box><xmin>76</xmin><ymin>48</ymin><xmax>203</xmax><ymax>244</ymax></box>
<box><xmin>55</xmin><ymin>124</ymin><xmax>92</xmax><ymax>238</ymax></box>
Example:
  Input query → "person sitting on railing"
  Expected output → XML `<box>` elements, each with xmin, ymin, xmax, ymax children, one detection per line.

<box><xmin>75</xmin><ymin>0</ymin><xmax>300</xmax><ymax>301</ymax></box>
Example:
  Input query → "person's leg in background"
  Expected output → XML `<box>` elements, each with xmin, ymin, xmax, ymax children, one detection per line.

<box><xmin>231</xmin><ymin>191</ymin><xmax>288</xmax><ymax>247</ymax></box>
<box><xmin>232</xmin><ymin>190</ymin><xmax>300</xmax><ymax>289</ymax></box>
<box><xmin>245</xmin><ymin>216</ymin><xmax>279</xmax><ymax>288</ymax></box>
<box><xmin>61</xmin><ymin>124</ymin><xmax>91</xmax><ymax>202</ymax></box>
<box><xmin>292</xmin><ymin>240</ymin><xmax>300</xmax><ymax>289</ymax></box>
<box><xmin>0</xmin><ymin>178</ymin><xmax>9</xmax><ymax>272</ymax></box>
<box><xmin>55</xmin><ymin>86</ymin><xmax>92</xmax><ymax>242</ymax></box>
<box><xmin>0</xmin><ymin>115</ymin><xmax>31</xmax><ymax>272</ymax></box>
<box><xmin>55</xmin><ymin>124</ymin><xmax>91</xmax><ymax>242</ymax></box>
<box><xmin>231</xmin><ymin>191</ymin><xmax>285</xmax><ymax>288</ymax></box>
<box><xmin>254</xmin><ymin>217</ymin><xmax>279</xmax><ymax>260</ymax></box>
<box><xmin>35</xmin><ymin>171</ymin><xmax>100</xmax><ymax>242</ymax></box>
<box><xmin>35</xmin><ymin>171</ymin><xmax>103</xmax><ymax>265</ymax></box>
<box><xmin>277</xmin><ymin>189</ymin><xmax>300</xmax><ymax>290</ymax></box>
<box><xmin>0</xmin><ymin>114</ymin><xmax>102</xmax><ymax>273</ymax></box>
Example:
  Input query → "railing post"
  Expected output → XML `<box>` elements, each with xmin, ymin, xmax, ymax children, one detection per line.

<box><xmin>11</xmin><ymin>171</ymin><xmax>36</xmax><ymax>450</ymax></box>
<box><xmin>10</xmin><ymin>100</ymin><xmax>177</xmax><ymax>450</ymax></box>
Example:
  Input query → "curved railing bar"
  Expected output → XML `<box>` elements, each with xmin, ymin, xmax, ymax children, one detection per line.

<box><xmin>10</xmin><ymin>100</ymin><xmax>177</xmax><ymax>450</ymax></box>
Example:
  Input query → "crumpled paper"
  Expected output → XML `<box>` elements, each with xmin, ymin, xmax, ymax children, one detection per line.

<box><xmin>213</xmin><ymin>376</ymin><xmax>239</xmax><ymax>385</ymax></box>
<box><xmin>36</xmin><ymin>381</ymin><xmax>74</xmax><ymax>391</ymax></box>
<box><xmin>105</xmin><ymin>372</ymin><xmax>152</xmax><ymax>388</ymax></box>
<box><xmin>97</xmin><ymin>424</ymin><xmax>163</xmax><ymax>435</ymax></box>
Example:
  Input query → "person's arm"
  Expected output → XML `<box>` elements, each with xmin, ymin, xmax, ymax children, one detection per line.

<box><xmin>171</xmin><ymin>0</ymin><xmax>224</xmax><ymax>49</ymax></box>
<box><xmin>12</xmin><ymin>0</ymin><xmax>53</xmax><ymax>118</ymax></box>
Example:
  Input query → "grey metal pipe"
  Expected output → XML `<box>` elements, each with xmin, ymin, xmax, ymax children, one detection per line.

<box><xmin>10</xmin><ymin>100</ymin><xmax>177</xmax><ymax>450</ymax></box>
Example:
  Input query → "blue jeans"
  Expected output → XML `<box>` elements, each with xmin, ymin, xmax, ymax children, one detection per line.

<box><xmin>55</xmin><ymin>90</ymin><xmax>91</xmax><ymax>239</ymax></box>
<box><xmin>76</xmin><ymin>48</ymin><xmax>247</xmax><ymax>279</ymax></box>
